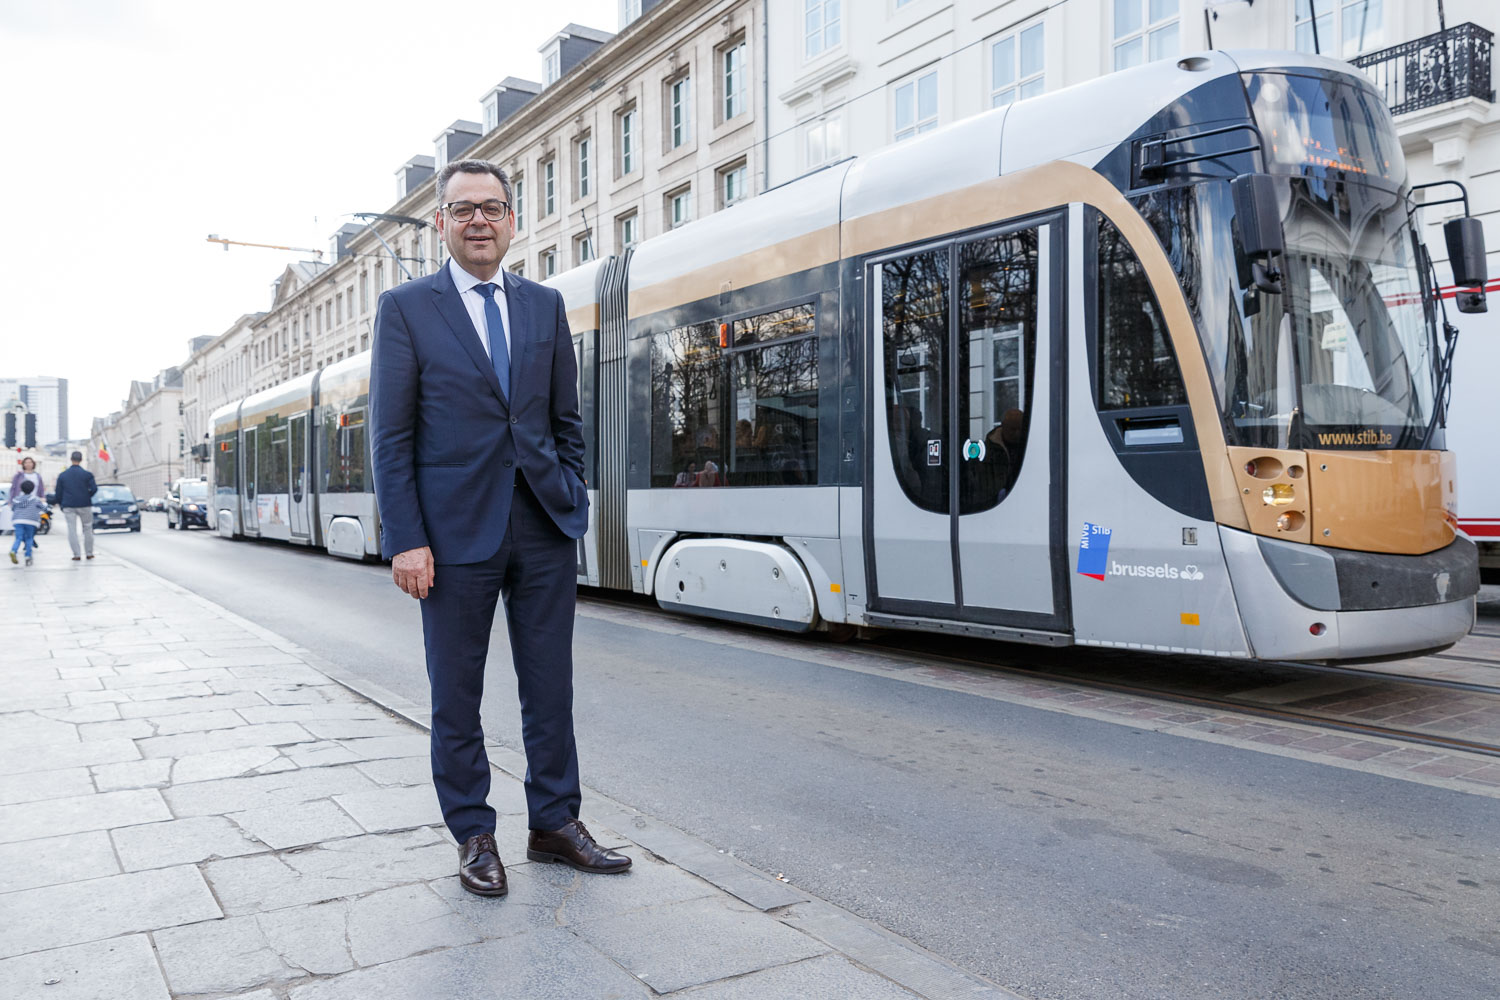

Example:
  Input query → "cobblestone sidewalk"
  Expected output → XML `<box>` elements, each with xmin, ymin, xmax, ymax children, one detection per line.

<box><xmin>0</xmin><ymin>553</ymin><xmax>1012</xmax><ymax>1000</ymax></box>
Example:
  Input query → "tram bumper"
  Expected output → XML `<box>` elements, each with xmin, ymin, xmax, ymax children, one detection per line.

<box><xmin>1220</xmin><ymin>527</ymin><xmax>1479</xmax><ymax>661</ymax></box>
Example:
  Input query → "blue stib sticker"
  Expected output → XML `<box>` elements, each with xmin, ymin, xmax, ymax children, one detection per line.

<box><xmin>1078</xmin><ymin>523</ymin><xmax>1111</xmax><ymax>580</ymax></box>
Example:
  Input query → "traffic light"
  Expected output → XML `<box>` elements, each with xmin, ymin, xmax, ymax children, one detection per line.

<box><xmin>23</xmin><ymin>413</ymin><xmax>35</xmax><ymax>449</ymax></box>
<box><xmin>2</xmin><ymin>413</ymin><xmax>13</xmax><ymax>449</ymax></box>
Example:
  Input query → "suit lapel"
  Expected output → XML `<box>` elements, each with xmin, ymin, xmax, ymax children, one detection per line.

<box><xmin>503</xmin><ymin>270</ymin><xmax>531</xmax><ymax>404</ymax></box>
<box><xmin>431</xmin><ymin>264</ymin><xmax>508</xmax><ymax>408</ymax></box>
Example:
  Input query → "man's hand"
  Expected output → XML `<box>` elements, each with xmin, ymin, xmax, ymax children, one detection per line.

<box><xmin>392</xmin><ymin>546</ymin><xmax>435</xmax><ymax>599</ymax></box>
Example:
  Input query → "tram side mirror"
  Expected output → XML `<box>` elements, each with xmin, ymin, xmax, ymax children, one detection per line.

<box><xmin>1232</xmin><ymin>174</ymin><xmax>1284</xmax><ymax>302</ymax></box>
<box><xmin>1232</xmin><ymin>174</ymin><xmax>1285</xmax><ymax>260</ymax></box>
<box><xmin>1444</xmin><ymin>217</ymin><xmax>1488</xmax><ymax>314</ymax></box>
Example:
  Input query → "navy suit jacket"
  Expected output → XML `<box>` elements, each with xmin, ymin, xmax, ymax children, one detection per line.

<box><xmin>369</xmin><ymin>263</ymin><xmax>588</xmax><ymax>565</ymax></box>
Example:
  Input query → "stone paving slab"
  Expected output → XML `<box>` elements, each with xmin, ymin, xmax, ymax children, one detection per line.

<box><xmin>572</xmin><ymin>895</ymin><xmax>830</xmax><ymax>994</ymax></box>
<box><xmin>0</xmin><ymin>935</ymin><xmax>170</xmax><ymax>1000</ymax></box>
<box><xmin>0</xmin><ymin>787</ymin><xmax>171</xmax><ymax>844</ymax></box>
<box><xmin>0</xmin><ymin>765</ymin><xmax>95</xmax><ymax>805</ymax></box>
<box><xmin>0</xmin><ymin>865</ymin><xmax>221</xmax><ymax>959</ymax></box>
<box><xmin>0</xmin><ymin>830</ymin><xmax>119</xmax><ymax>894</ymax></box>
<box><xmin>0</xmin><ymin>553</ymin><xmax>1012</xmax><ymax>1000</ymax></box>
<box><xmin>285</xmin><ymin>930</ymin><xmax>652</xmax><ymax>1000</ymax></box>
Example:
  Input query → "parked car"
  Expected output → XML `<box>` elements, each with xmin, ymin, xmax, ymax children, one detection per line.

<box><xmin>166</xmin><ymin>478</ymin><xmax>210</xmax><ymax>530</ymax></box>
<box><xmin>145</xmin><ymin>496</ymin><xmax>164</xmax><ymax>512</ymax></box>
<box><xmin>92</xmin><ymin>484</ymin><xmax>141</xmax><ymax>532</ymax></box>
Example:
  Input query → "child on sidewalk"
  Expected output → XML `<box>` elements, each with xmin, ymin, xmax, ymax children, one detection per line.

<box><xmin>9</xmin><ymin>480</ymin><xmax>43</xmax><ymax>566</ymax></box>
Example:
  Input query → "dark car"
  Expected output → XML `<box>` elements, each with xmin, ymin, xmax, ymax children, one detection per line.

<box><xmin>92</xmin><ymin>484</ymin><xmax>141</xmax><ymax>532</ymax></box>
<box><xmin>166</xmin><ymin>478</ymin><xmax>211</xmax><ymax>530</ymax></box>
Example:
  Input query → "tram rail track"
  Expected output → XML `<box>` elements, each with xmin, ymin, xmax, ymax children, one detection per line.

<box><xmin>577</xmin><ymin>589</ymin><xmax>1500</xmax><ymax>761</ymax></box>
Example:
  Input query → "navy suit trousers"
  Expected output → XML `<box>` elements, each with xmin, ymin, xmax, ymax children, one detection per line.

<box><xmin>419</xmin><ymin>475</ymin><xmax>581</xmax><ymax>842</ymax></box>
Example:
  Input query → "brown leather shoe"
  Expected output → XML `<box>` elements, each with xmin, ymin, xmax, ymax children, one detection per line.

<box><xmin>458</xmin><ymin>832</ymin><xmax>507</xmax><ymax>897</ymax></box>
<box><xmin>527</xmin><ymin>819</ymin><xmax>632</xmax><ymax>874</ymax></box>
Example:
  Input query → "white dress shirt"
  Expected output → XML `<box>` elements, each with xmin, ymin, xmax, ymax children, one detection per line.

<box><xmin>447</xmin><ymin>258</ymin><xmax>512</xmax><ymax>362</ymax></box>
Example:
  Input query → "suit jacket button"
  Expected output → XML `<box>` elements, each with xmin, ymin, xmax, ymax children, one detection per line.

<box><xmin>504</xmin><ymin>460</ymin><xmax>513</xmax><ymax>467</ymax></box>
<box><xmin>510</xmin><ymin>416</ymin><xmax>518</xmax><ymax>424</ymax></box>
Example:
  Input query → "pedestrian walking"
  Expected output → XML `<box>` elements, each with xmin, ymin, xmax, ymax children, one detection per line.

<box><xmin>9</xmin><ymin>480</ymin><xmax>43</xmax><ymax>566</ymax></box>
<box><xmin>54</xmin><ymin>451</ymin><xmax>98</xmax><ymax>561</ymax></box>
<box><xmin>8</xmin><ymin>456</ymin><xmax>45</xmax><ymax>549</ymax></box>
<box><xmin>8</xmin><ymin>456</ymin><xmax>45</xmax><ymax>510</ymax></box>
<box><xmin>370</xmin><ymin>159</ymin><xmax>629</xmax><ymax>900</ymax></box>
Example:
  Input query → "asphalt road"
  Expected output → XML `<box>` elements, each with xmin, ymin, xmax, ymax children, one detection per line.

<box><xmin>98</xmin><ymin>516</ymin><xmax>1500</xmax><ymax>1000</ymax></box>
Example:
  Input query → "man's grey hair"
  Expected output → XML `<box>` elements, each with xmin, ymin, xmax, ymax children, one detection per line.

<box><xmin>436</xmin><ymin>159</ymin><xmax>513</xmax><ymax>211</ymax></box>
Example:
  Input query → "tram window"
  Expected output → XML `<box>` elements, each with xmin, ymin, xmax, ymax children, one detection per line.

<box><xmin>325</xmin><ymin>410</ymin><xmax>367</xmax><ymax>494</ymax></box>
<box><xmin>214</xmin><ymin>436</ymin><xmax>235</xmax><ymax>490</ymax></box>
<box><xmin>264</xmin><ymin>424</ymin><xmax>290</xmax><ymax>494</ymax></box>
<box><xmin>958</xmin><ymin>229</ymin><xmax>1039</xmax><ymax>515</ymax></box>
<box><xmin>1097</xmin><ymin>217</ymin><xmax>1187</xmax><ymax>409</ymax></box>
<box><xmin>882</xmin><ymin>248</ymin><xmax>950</xmax><ymax>515</ymax></box>
<box><xmin>728</xmin><ymin>317</ymin><xmax>817</xmax><ymax>487</ymax></box>
<box><xmin>651</xmin><ymin>322</ymin><xmax>723</xmax><ymax>487</ymax></box>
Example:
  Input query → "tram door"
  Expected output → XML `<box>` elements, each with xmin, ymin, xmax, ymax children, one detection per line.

<box><xmin>866</xmin><ymin>218</ymin><xmax>1067</xmax><ymax>631</ymax></box>
<box><xmin>288</xmin><ymin>413</ymin><xmax>311</xmax><ymax>539</ymax></box>
<box><xmin>241</xmin><ymin>426</ymin><xmax>259</xmax><ymax>537</ymax></box>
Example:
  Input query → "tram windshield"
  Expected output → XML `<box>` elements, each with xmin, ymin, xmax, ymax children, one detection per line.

<box><xmin>1138</xmin><ymin>71</ymin><xmax>1437</xmax><ymax>451</ymax></box>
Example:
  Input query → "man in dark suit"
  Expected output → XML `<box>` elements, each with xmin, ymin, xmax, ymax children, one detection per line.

<box><xmin>370</xmin><ymin>159</ymin><xmax>629</xmax><ymax>898</ymax></box>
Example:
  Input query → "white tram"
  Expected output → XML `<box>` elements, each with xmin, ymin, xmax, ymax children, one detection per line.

<box><xmin>213</xmin><ymin>50</ymin><xmax>1487</xmax><ymax>663</ymax></box>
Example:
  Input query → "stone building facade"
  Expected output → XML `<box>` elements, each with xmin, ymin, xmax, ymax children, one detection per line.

<box><xmin>180</xmin><ymin>314</ymin><xmax>261</xmax><ymax>478</ymax></box>
<box><xmin>89</xmin><ymin>369</ymin><xmax>185</xmax><ymax>500</ymax></box>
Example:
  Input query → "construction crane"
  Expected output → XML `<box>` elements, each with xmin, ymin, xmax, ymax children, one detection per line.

<box><xmin>206</xmin><ymin>234</ymin><xmax>324</xmax><ymax>259</ymax></box>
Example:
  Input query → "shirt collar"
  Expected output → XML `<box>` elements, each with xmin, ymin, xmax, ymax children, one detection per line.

<box><xmin>449</xmin><ymin>258</ymin><xmax>505</xmax><ymax>298</ymax></box>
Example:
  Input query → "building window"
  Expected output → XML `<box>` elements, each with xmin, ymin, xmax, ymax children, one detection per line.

<box><xmin>514</xmin><ymin>177</ymin><xmax>525</xmax><ymax>231</ymax></box>
<box><xmin>992</xmin><ymin>23</ymin><xmax>1044</xmax><ymax>107</ymax></box>
<box><xmin>719</xmin><ymin>161</ymin><xmax>748</xmax><ymax>208</ymax></box>
<box><xmin>804</xmin><ymin>0</ymin><xmax>841</xmax><ymax>60</ymax></box>
<box><xmin>545</xmin><ymin>49</ymin><xmax>561</xmax><ymax>85</ymax></box>
<box><xmin>621</xmin><ymin>0</ymin><xmax>642</xmax><ymax>28</ymax></box>
<box><xmin>542</xmin><ymin>158</ymin><xmax>556</xmax><ymax>216</ymax></box>
<box><xmin>1294</xmin><ymin>0</ymin><xmax>1385</xmax><ymax>57</ymax></box>
<box><xmin>360</xmin><ymin>333</ymin><xmax>369</xmax><ymax>351</ymax></box>
<box><xmin>360</xmin><ymin>272</ymin><xmax>369</xmax><ymax>313</ymax></box>
<box><xmin>375</xmin><ymin>261</ymin><xmax>384</xmax><ymax>295</ymax></box>
<box><xmin>1113</xmin><ymin>0</ymin><xmax>1179</xmax><ymax>70</ymax></box>
<box><xmin>803</xmin><ymin>115</ymin><xmax>842</xmax><ymax>168</ymax></box>
<box><xmin>511</xmin><ymin>261</ymin><xmax>525</xmax><ymax>277</ymax></box>
<box><xmin>336</xmin><ymin>293</ymin><xmax>343</xmax><ymax>325</ymax></box>
<box><xmin>541</xmin><ymin>247</ymin><xmax>557</xmax><ymax>277</ymax></box>
<box><xmin>577</xmin><ymin>134</ymin><xmax>592</xmax><ymax>198</ymax></box>
<box><xmin>894</xmin><ymin>70</ymin><xmax>937</xmax><ymax>141</ymax></box>
<box><xmin>618</xmin><ymin>211</ymin><xmax>639</xmax><ymax>248</ymax></box>
<box><xmin>484</xmin><ymin>98</ymin><xmax>498</xmax><ymax>133</ymax></box>
<box><xmin>619</xmin><ymin>105</ymin><xmax>638</xmax><ymax>175</ymax></box>
<box><xmin>575</xmin><ymin>231</ymin><xmax>594</xmax><ymax>264</ymax></box>
<box><xmin>669</xmin><ymin>74</ymin><xmax>692</xmax><ymax>149</ymax></box>
<box><xmin>722</xmin><ymin>40</ymin><xmax>747</xmax><ymax>120</ymax></box>
<box><xmin>668</xmin><ymin>186</ymin><xmax>692</xmax><ymax>229</ymax></box>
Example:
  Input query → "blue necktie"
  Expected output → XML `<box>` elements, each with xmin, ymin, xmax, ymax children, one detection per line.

<box><xmin>474</xmin><ymin>282</ymin><xmax>510</xmax><ymax>401</ymax></box>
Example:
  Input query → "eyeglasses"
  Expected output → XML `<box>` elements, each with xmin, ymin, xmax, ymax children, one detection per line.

<box><xmin>444</xmin><ymin>200</ymin><xmax>510</xmax><ymax>222</ymax></box>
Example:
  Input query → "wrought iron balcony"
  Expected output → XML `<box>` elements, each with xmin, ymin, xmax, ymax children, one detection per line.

<box><xmin>1351</xmin><ymin>22</ymin><xmax>1494</xmax><ymax>116</ymax></box>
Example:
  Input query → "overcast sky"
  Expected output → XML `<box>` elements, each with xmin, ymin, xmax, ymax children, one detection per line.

<box><xmin>0</xmin><ymin>0</ymin><xmax>618</xmax><ymax>437</ymax></box>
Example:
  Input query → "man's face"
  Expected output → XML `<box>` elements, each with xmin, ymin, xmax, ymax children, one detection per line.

<box><xmin>437</xmin><ymin>171</ymin><xmax>513</xmax><ymax>279</ymax></box>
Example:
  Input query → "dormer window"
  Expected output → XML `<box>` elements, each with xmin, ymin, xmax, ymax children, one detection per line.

<box><xmin>484</xmin><ymin>97</ymin><xmax>498</xmax><ymax>133</ymax></box>
<box><xmin>545</xmin><ymin>48</ymin><xmax>561</xmax><ymax>85</ymax></box>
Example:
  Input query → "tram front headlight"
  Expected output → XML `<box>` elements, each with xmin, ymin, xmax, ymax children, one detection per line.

<box><xmin>1262</xmin><ymin>483</ymin><xmax>1295</xmax><ymax>506</ymax></box>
